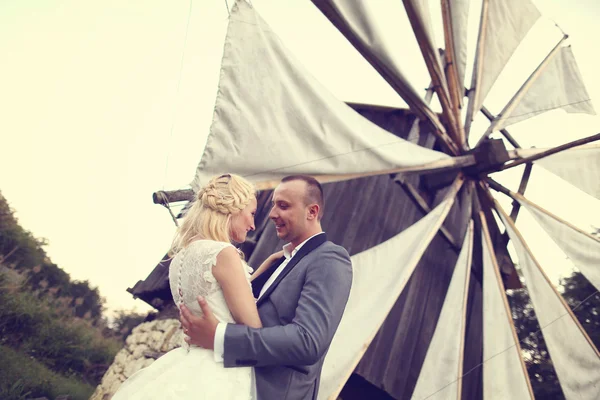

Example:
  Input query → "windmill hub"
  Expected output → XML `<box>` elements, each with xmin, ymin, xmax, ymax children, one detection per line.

<box><xmin>464</xmin><ymin>138</ymin><xmax>510</xmax><ymax>177</ymax></box>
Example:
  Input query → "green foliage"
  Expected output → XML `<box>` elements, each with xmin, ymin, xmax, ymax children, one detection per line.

<box><xmin>0</xmin><ymin>344</ymin><xmax>94</xmax><ymax>400</ymax></box>
<box><xmin>0</xmin><ymin>273</ymin><xmax>122</xmax><ymax>384</ymax></box>
<box><xmin>0</xmin><ymin>191</ymin><xmax>105</xmax><ymax>322</ymax></box>
<box><xmin>508</xmin><ymin>271</ymin><xmax>600</xmax><ymax>399</ymax></box>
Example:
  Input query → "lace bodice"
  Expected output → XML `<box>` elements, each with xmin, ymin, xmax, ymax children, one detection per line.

<box><xmin>169</xmin><ymin>240</ymin><xmax>253</xmax><ymax>324</ymax></box>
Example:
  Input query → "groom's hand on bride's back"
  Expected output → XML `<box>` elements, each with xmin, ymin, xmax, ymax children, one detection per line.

<box><xmin>180</xmin><ymin>296</ymin><xmax>218</xmax><ymax>349</ymax></box>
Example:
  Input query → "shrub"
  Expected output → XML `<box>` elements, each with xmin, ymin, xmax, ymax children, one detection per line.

<box><xmin>0</xmin><ymin>344</ymin><xmax>94</xmax><ymax>400</ymax></box>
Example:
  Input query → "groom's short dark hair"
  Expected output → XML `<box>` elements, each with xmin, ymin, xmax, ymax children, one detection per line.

<box><xmin>281</xmin><ymin>175</ymin><xmax>324</xmax><ymax>219</ymax></box>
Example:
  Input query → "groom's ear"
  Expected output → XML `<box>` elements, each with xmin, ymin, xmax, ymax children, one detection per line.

<box><xmin>306</xmin><ymin>204</ymin><xmax>320</xmax><ymax>220</ymax></box>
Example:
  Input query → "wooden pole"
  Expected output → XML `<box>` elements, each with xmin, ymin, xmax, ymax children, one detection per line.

<box><xmin>441</xmin><ymin>0</ymin><xmax>467</xmax><ymax>148</ymax></box>
<box><xmin>499</xmin><ymin>132</ymin><xmax>600</xmax><ymax>171</ymax></box>
<box><xmin>475</xmin><ymin>184</ymin><xmax>522</xmax><ymax>289</ymax></box>
<box><xmin>487</xmin><ymin>178</ymin><xmax>600</xmax><ymax>243</ymax></box>
<box><xmin>153</xmin><ymin>189</ymin><xmax>194</xmax><ymax>205</ymax></box>
<box><xmin>394</xmin><ymin>175</ymin><xmax>461</xmax><ymax>250</ymax></box>
<box><xmin>480</xmin><ymin>105</ymin><xmax>521</xmax><ymax>149</ymax></box>
<box><xmin>403</xmin><ymin>0</ymin><xmax>461</xmax><ymax>147</ymax></box>
<box><xmin>464</xmin><ymin>0</ymin><xmax>490</xmax><ymax>138</ymax></box>
<box><xmin>441</xmin><ymin>0</ymin><xmax>464</xmax><ymax>111</ymax></box>
<box><xmin>509</xmin><ymin>163</ymin><xmax>534</xmax><ymax>222</ymax></box>
<box><xmin>479</xmin><ymin>210</ymin><xmax>536</xmax><ymax>400</ymax></box>
<box><xmin>476</xmin><ymin>35</ymin><xmax>569</xmax><ymax>147</ymax></box>
<box><xmin>327</xmin><ymin>175</ymin><xmax>465</xmax><ymax>400</ymax></box>
<box><xmin>153</xmin><ymin>155</ymin><xmax>477</xmax><ymax>205</ymax></box>
<box><xmin>492</xmin><ymin>198</ymin><xmax>600</xmax><ymax>358</ymax></box>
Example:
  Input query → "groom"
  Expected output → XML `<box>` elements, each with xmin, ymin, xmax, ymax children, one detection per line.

<box><xmin>180</xmin><ymin>175</ymin><xmax>352</xmax><ymax>400</ymax></box>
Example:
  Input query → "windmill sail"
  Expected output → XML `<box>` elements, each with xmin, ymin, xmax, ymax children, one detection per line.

<box><xmin>449</xmin><ymin>0</ymin><xmax>470</xmax><ymax>98</ymax></box>
<box><xmin>311</xmin><ymin>0</ymin><xmax>449</xmax><ymax>137</ymax></box>
<box><xmin>468</xmin><ymin>0</ymin><xmax>540</xmax><ymax>120</ymax></box>
<box><xmin>410</xmin><ymin>223</ymin><xmax>473</xmax><ymax>400</ymax></box>
<box><xmin>191</xmin><ymin>1</ymin><xmax>449</xmax><ymax>191</ymax></box>
<box><xmin>495</xmin><ymin>46</ymin><xmax>595</xmax><ymax>130</ymax></box>
<box><xmin>481</xmin><ymin>216</ymin><xmax>533</xmax><ymax>400</ymax></box>
<box><xmin>318</xmin><ymin>195</ymin><xmax>458</xmax><ymax>400</ymax></box>
<box><xmin>498</xmin><ymin>206</ymin><xmax>600</xmax><ymax>399</ymax></box>
<box><xmin>518</xmin><ymin>197</ymin><xmax>600</xmax><ymax>292</ymax></box>
<box><xmin>535</xmin><ymin>144</ymin><xmax>600</xmax><ymax>200</ymax></box>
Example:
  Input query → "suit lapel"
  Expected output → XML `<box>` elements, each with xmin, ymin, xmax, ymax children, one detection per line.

<box><xmin>256</xmin><ymin>233</ymin><xmax>327</xmax><ymax>307</ymax></box>
<box><xmin>251</xmin><ymin>256</ymin><xmax>285</xmax><ymax>299</ymax></box>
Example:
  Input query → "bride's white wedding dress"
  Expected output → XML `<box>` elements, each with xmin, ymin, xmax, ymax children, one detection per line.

<box><xmin>112</xmin><ymin>240</ymin><xmax>255</xmax><ymax>400</ymax></box>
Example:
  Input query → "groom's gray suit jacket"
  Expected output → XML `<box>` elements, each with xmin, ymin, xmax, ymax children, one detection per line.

<box><xmin>223</xmin><ymin>233</ymin><xmax>352</xmax><ymax>400</ymax></box>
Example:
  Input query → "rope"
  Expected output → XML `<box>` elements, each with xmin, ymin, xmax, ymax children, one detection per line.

<box><xmin>157</xmin><ymin>191</ymin><xmax>180</xmax><ymax>227</ymax></box>
<box><xmin>162</xmin><ymin>0</ymin><xmax>194</xmax><ymax>190</ymax></box>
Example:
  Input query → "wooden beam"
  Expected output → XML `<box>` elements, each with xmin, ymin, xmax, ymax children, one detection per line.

<box><xmin>475</xmin><ymin>184</ymin><xmax>523</xmax><ymax>289</ymax></box>
<box><xmin>153</xmin><ymin>189</ymin><xmax>194</xmax><ymax>205</ymax></box>
<box><xmin>441</xmin><ymin>0</ymin><xmax>467</xmax><ymax>148</ymax></box>
<box><xmin>477</xmin><ymin>35</ymin><xmax>569</xmax><ymax>147</ymax></box>
<box><xmin>154</xmin><ymin>155</ymin><xmax>477</xmax><ymax>205</ymax></box>
<box><xmin>403</xmin><ymin>0</ymin><xmax>462</xmax><ymax>147</ymax></box>
<box><xmin>480</xmin><ymin>105</ymin><xmax>521</xmax><ymax>149</ymax></box>
<box><xmin>255</xmin><ymin>156</ymin><xmax>473</xmax><ymax>190</ymax></box>
<box><xmin>441</xmin><ymin>0</ymin><xmax>463</xmax><ymax>112</ymax></box>
<box><xmin>394</xmin><ymin>175</ymin><xmax>461</xmax><ymax>250</ymax></box>
<box><xmin>509</xmin><ymin>163</ymin><xmax>533</xmax><ymax>222</ymax></box>
<box><xmin>487</xmin><ymin>178</ymin><xmax>600</xmax><ymax>243</ymax></box>
<box><xmin>499</xmin><ymin>132</ymin><xmax>600</xmax><ymax>171</ymax></box>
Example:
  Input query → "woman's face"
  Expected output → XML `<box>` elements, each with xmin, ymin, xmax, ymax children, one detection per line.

<box><xmin>229</xmin><ymin>197</ymin><xmax>257</xmax><ymax>243</ymax></box>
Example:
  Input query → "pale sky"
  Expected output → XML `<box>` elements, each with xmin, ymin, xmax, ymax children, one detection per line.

<box><xmin>1</xmin><ymin>0</ymin><xmax>598</xmax><ymax>317</ymax></box>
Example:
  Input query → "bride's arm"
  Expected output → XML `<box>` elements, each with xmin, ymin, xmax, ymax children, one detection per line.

<box><xmin>212</xmin><ymin>247</ymin><xmax>262</xmax><ymax>329</ymax></box>
<box><xmin>250</xmin><ymin>250</ymin><xmax>284</xmax><ymax>282</ymax></box>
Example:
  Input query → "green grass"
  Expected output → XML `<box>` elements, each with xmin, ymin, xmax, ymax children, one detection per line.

<box><xmin>0</xmin><ymin>344</ymin><xmax>94</xmax><ymax>400</ymax></box>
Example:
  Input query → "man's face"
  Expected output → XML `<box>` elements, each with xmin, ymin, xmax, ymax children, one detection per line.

<box><xmin>269</xmin><ymin>180</ymin><xmax>309</xmax><ymax>245</ymax></box>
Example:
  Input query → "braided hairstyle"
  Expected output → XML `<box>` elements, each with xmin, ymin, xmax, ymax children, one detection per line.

<box><xmin>169</xmin><ymin>174</ymin><xmax>256</xmax><ymax>255</ymax></box>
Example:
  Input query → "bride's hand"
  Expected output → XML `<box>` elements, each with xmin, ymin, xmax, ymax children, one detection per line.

<box><xmin>269</xmin><ymin>250</ymin><xmax>284</xmax><ymax>261</ymax></box>
<box><xmin>250</xmin><ymin>250</ymin><xmax>284</xmax><ymax>281</ymax></box>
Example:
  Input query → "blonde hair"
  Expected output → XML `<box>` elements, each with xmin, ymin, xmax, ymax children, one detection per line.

<box><xmin>169</xmin><ymin>174</ymin><xmax>256</xmax><ymax>255</ymax></box>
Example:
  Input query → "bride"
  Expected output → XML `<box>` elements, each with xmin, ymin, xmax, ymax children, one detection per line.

<box><xmin>112</xmin><ymin>173</ymin><xmax>281</xmax><ymax>400</ymax></box>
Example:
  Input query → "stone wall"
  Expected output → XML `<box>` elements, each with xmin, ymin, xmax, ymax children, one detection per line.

<box><xmin>90</xmin><ymin>318</ymin><xmax>183</xmax><ymax>400</ymax></box>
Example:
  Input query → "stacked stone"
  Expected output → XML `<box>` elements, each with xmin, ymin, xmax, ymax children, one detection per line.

<box><xmin>90</xmin><ymin>318</ymin><xmax>183</xmax><ymax>400</ymax></box>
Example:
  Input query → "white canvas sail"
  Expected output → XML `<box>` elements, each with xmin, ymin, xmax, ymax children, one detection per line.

<box><xmin>410</xmin><ymin>223</ymin><xmax>473</xmax><ymax>400</ymax></box>
<box><xmin>310</xmin><ymin>0</ymin><xmax>450</xmax><ymax>137</ymax></box>
<box><xmin>318</xmin><ymin>196</ymin><xmax>458</xmax><ymax>400</ymax></box>
<box><xmin>481</xmin><ymin>217</ymin><xmax>533</xmax><ymax>400</ymax></box>
<box><xmin>535</xmin><ymin>144</ymin><xmax>600</xmax><ymax>200</ymax></box>
<box><xmin>519</xmin><ymin>197</ymin><xmax>600</xmax><ymax>292</ymax></box>
<box><xmin>191</xmin><ymin>1</ymin><xmax>450</xmax><ymax>191</ymax></box>
<box><xmin>470</xmin><ymin>0</ymin><xmax>540</xmax><ymax>115</ymax></box>
<box><xmin>496</xmin><ymin>46</ymin><xmax>595</xmax><ymax>130</ymax></box>
<box><xmin>498</xmin><ymin>206</ymin><xmax>600</xmax><ymax>399</ymax></box>
<box><xmin>449</xmin><ymin>0</ymin><xmax>470</xmax><ymax>96</ymax></box>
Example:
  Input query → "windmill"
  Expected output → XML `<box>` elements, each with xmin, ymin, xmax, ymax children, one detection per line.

<box><xmin>123</xmin><ymin>1</ymin><xmax>600</xmax><ymax>399</ymax></box>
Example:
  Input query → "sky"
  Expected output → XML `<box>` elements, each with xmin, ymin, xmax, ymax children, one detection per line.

<box><xmin>0</xmin><ymin>0</ymin><xmax>598</xmax><ymax>317</ymax></box>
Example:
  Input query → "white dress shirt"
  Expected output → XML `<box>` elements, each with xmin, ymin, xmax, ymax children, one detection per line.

<box><xmin>213</xmin><ymin>232</ymin><xmax>324</xmax><ymax>362</ymax></box>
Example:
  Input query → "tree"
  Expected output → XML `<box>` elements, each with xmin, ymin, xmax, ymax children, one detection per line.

<box><xmin>507</xmin><ymin>270</ymin><xmax>599</xmax><ymax>399</ymax></box>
